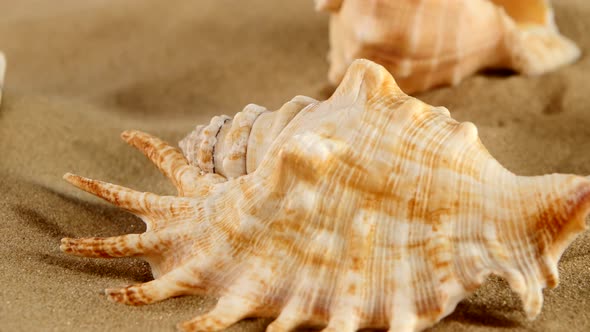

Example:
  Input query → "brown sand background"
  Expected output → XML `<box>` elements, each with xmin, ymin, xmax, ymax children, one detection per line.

<box><xmin>0</xmin><ymin>0</ymin><xmax>589</xmax><ymax>331</ymax></box>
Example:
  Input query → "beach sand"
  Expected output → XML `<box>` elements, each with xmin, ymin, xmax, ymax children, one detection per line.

<box><xmin>1</xmin><ymin>0</ymin><xmax>589</xmax><ymax>331</ymax></box>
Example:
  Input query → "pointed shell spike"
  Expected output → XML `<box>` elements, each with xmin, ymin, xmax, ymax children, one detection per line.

<box><xmin>315</xmin><ymin>0</ymin><xmax>343</xmax><ymax>12</ymax></box>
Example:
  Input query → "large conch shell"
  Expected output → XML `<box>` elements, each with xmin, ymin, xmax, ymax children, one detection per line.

<box><xmin>60</xmin><ymin>59</ymin><xmax>590</xmax><ymax>332</ymax></box>
<box><xmin>317</xmin><ymin>0</ymin><xmax>581</xmax><ymax>93</ymax></box>
<box><xmin>0</xmin><ymin>52</ymin><xmax>5</xmax><ymax>107</ymax></box>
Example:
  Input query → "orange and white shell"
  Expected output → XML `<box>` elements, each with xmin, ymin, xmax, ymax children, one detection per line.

<box><xmin>60</xmin><ymin>59</ymin><xmax>590</xmax><ymax>332</ymax></box>
<box><xmin>317</xmin><ymin>0</ymin><xmax>581</xmax><ymax>93</ymax></box>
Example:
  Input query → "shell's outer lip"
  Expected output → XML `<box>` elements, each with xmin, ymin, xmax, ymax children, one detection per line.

<box><xmin>548</xmin><ymin>179</ymin><xmax>590</xmax><ymax>262</ymax></box>
<box><xmin>0</xmin><ymin>51</ymin><xmax>5</xmax><ymax>107</ymax></box>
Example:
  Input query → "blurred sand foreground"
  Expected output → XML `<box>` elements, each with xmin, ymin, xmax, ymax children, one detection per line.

<box><xmin>0</xmin><ymin>1</ymin><xmax>589</xmax><ymax>331</ymax></box>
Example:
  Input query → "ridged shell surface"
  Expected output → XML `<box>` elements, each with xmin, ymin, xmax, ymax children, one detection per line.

<box><xmin>60</xmin><ymin>59</ymin><xmax>590</xmax><ymax>332</ymax></box>
<box><xmin>318</xmin><ymin>0</ymin><xmax>581</xmax><ymax>93</ymax></box>
<box><xmin>179</xmin><ymin>95</ymin><xmax>317</xmax><ymax>179</ymax></box>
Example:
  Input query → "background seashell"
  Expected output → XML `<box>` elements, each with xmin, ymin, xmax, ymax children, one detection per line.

<box><xmin>60</xmin><ymin>59</ymin><xmax>590</xmax><ymax>332</ymax></box>
<box><xmin>317</xmin><ymin>0</ymin><xmax>581</xmax><ymax>94</ymax></box>
<box><xmin>0</xmin><ymin>52</ymin><xmax>5</xmax><ymax>107</ymax></box>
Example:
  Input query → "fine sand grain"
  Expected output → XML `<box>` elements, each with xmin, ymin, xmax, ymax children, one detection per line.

<box><xmin>1</xmin><ymin>1</ymin><xmax>589</xmax><ymax>331</ymax></box>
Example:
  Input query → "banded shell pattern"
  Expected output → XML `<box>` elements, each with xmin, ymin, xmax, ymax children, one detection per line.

<box><xmin>60</xmin><ymin>59</ymin><xmax>590</xmax><ymax>332</ymax></box>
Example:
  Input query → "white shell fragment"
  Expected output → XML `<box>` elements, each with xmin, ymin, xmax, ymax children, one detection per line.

<box><xmin>0</xmin><ymin>52</ymin><xmax>5</xmax><ymax>107</ymax></box>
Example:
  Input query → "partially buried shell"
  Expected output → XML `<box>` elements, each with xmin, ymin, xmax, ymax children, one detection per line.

<box><xmin>317</xmin><ymin>0</ymin><xmax>581</xmax><ymax>94</ymax></box>
<box><xmin>60</xmin><ymin>59</ymin><xmax>590</xmax><ymax>332</ymax></box>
